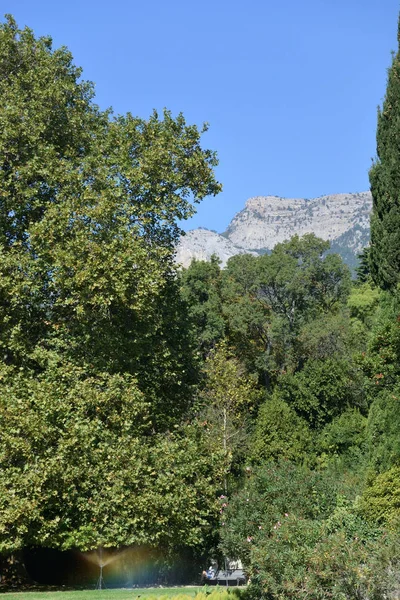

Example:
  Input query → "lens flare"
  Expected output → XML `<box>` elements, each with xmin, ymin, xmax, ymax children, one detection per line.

<box><xmin>80</xmin><ymin>546</ymin><xmax>166</xmax><ymax>588</ymax></box>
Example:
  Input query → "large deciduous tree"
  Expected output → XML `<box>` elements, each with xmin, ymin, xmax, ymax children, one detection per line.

<box><xmin>179</xmin><ymin>256</ymin><xmax>225</xmax><ymax>357</ymax></box>
<box><xmin>0</xmin><ymin>15</ymin><xmax>222</xmax><ymax>556</ymax></box>
<box><xmin>0</xmin><ymin>362</ymin><xmax>224</xmax><ymax>552</ymax></box>
<box><xmin>223</xmin><ymin>235</ymin><xmax>351</xmax><ymax>384</ymax></box>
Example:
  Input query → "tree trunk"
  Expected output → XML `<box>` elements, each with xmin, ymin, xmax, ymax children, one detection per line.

<box><xmin>223</xmin><ymin>407</ymin><xmax>228</xmax><ymax>495</ymax></box>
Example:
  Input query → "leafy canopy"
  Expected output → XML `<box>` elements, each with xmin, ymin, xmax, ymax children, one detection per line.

<box><xmin>0</xmin><ymin>15</ymin><xmax>222</xmax><ymax>553</ymax></box>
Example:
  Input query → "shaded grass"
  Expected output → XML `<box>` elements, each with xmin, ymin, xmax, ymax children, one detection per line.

<box><xmin>0</xmin><ymin>587</ymin><xmax>227</xmax><ymax>600</ymax></box>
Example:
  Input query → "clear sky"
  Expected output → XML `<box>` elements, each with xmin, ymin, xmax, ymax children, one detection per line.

<box><xmin>5</xmin><ymin>1</ymin><xmax>400</xmax><ymax>232</ymax></box>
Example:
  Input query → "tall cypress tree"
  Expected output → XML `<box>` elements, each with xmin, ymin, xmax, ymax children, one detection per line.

<box><xmin>369</xmin><ymin>18</ymin><xmax>400</xmax><ymax>290</ymax></box>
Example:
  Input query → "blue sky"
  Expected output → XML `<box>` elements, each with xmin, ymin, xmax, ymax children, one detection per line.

<box><xmin>5</xmin><ymin>1</ymin><xmax>400</xmax><ymax>232</ymax></box>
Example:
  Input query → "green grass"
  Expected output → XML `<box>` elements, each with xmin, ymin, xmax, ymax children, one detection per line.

<box><xmin>0</xmin><ymin>587</ymin><xmax>212</xmax><ymax>600</ymax></box>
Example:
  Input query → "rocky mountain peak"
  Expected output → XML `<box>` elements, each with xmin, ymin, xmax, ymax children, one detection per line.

<box><xmin>176</xmin><ymin>192</ymin><xmax>372</xmax><ymax>270</ymax></box>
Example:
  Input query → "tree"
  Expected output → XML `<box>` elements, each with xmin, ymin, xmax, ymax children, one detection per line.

<box><xmin>255</xmin><ymin>235</ymin><xmax>350</xmax><ymax>381</ymax></box>
<box><xmin>179</xmin><ymin>256</ymin><xmax>225</xmax><ymax>357</ymax></box>
<box><xmin>220</xmin><ymin>237</ymin><xmax>351</xmax><ymax>388</ymax></box>
<box><xmin>277</xmin><ymin>358</ymin><xmax>364</xmax><ymax>429</ymax></box>
<box><xmin>221</xmin><ymin>254</ymin><xmax>272</xmax><ymax>381</ymax></box>
<box><xmin>355</xmin><ymin>247</ymin><xmax>371</xmax><ymax>283</ymax></box>
<box><xmin>365</xmin><ymin>386</ymin><xmax>400</xmax><ymax>473</ymax></box>
<box><xmin>0</xmin><ymin>15</ymin><xmax>222</xmax><ymax>556</ymax></box>
<box><xmin>360</xmin><ymin>292</ymin><xmax>400</xmax><ymax>395</ymax></box>
<box><xmin>250</xmin><ymin>394</ymin><xmax>313</xmax><ymax>464</ymax></box>
<box><xmin>0</xmin><ymin>16</ymin><xmax>220</xmax><ymax>389</ymax></box>
<box><xmin>257</xmin><ymin>235</ymin><xmax>351</xmax><ymax>332</ymax></box>
<box><xmin>359</xmin><ymin>465</ymin><xmax>400</xmax><ymax>526</ymax></box>
<box><xmin>347</xmin><ymin>281</ymin><xmax>380</xmax><ymax>326</ymax></box>
<box><xmin>317</xmin><ymin>408</ymin><xmax>367</xmax><ymax>466</ymax></box>
<box><xmin>369</xmin><ymin>19</ymin><xmax>400</xmax><ymax>289</ymax></box>
<box><xmin>0</xmin><ymin>14</ymin><xmax>223</xmax><ymax>418</ymax></box>
<box><xmin>0</xmin><ymin>363</ymin><xmax>224</xmax><ymax>553</ymax></box>
<box><xmin>198</xmin><ymin>342</ymin><xmax>261</xmax><ymax>494</ymax></box>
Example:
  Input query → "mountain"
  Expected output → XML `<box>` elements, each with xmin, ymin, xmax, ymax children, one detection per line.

<box><xmin>176</xmin><ymin>192</ymin><xmax>372</xmax><ymax>270</ymax></box>
<box><xmin>175</xmin><ymin>228</ymin><xmax>257</xmax><ymax>268</ymax></box>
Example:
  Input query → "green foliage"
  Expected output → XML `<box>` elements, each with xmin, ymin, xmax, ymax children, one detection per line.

<box><xmin>237</xmin><ymin>491</ymin><xmax>398</xmax><ymax>600</ymax></box>
<box><xmin>179</xmin><ymin>257</ymin><xmax>225</xmax><ymax>356</ymax></box>
<box><xmin>355</xmin><ymin>247</ymin><xmax>371</xmax><ymax>283</ymax></box>
<box><xmin>360</xmin><ymin>292</ymin><xmax>400</xmax><ymax>395</ymax></box>
<box><xmin>248</xmin><ymin>514</ymin><xmax>322</xmax><ymax>599</ymax></box>
<box><xmin>5</xmin><ymin>15</ymin><xmax>400</xmax><ymax>591</ymax></box>
<box><xmin>255</xmin><ymin>235</ymin><xmax>351</xmax><ymax>380</ymax></box>
<box><xmin>0</xmin><ymin>15</ymin><xmax>220</xmax><ymax>385</ymax></box>
<box><xmin>257</xmin><ymin>234</ymin><xmax>351</xmax><ymax>328</ymax></box>
<box><xmin>250</xmin><ymin>394</ymin><xmax>313</xmax><ymax>464</ymax></box>
<box><xmin>369</xmin><ymin>20</ymin><xmax>400</xmax><ymax>290</ymax></box>
<box><xmin>180</xmin><ymin>235</ymin><xmax>352</xmax><ymax>391</ymax></box>
<box><xmin>317</xmin><ymin>408</ymin><xmax>367</xmax><ymax>464</ymax></box>
<box><xmin>219</xmin><ymin>461</ymin><xmax>338</xmax><ymax>565</ymax></box>
<box><xmin>347</xmin><ymin>282</ymin><xmax>381</xmax><ymax>325</ymax></box>
<box><xmin>295</xmin><ymin>528</ymin><xmax>390</xmax><ymax>600</ymax></box>
<box><xmin>199</xmin><ymin>342</ymin><xmax>261</xmax><ymax>493</ymax></box>
<box><xmin>200</xmin><ymin>342</ymin><xmax>260</xmax><ymax>422</ymax></box>
<box><xmin>366</xmin><ymin>386</ymin><xmax>400</xmax><ymax>472</ymax></box>
<box><xmin>296</xmin><ymin>312</ymin><xmax>358</xmax><ymax>364</ymax></box>
<box><xmin>277</xmin><ymin>358</ymin><xmax>364</xmax><ymax>428</ymax></box>
<box><xmin>359</xmin><ymin>466</ymin><xmax>400</xmax><ymax>526</ymax></box>
<box><xmin>178</xmin><ymin>239</ymin><xmax>369</xmax><ymax>596</ymax></box>
<box><xmin>0</xmin><ymin>16</ymin><xmax>222</xmax><ymax>554</ymax></box>
<box><xmin>0</xmin><ymin>363</ymin><xmax>224</xmax><ymax>552</ymax></box>
<box><xmin>325</xmin><ymin>495</ymin><xmax>379</xmax><ymax>542</ymax></box>
<box><xmin>218</xmin><ymin>464</ymin><xmax>397</xmax><ymax>600</ymax></box>
<box><xmin>221</xmin><ymin>254</ymin><xmax>270</xmax><ymax>378</ymax></box>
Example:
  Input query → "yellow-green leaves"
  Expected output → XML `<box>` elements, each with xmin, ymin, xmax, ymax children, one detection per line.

<box><xmin>0</xmin><ymin>16</ymin><xmax>221</xmax><ymax>554</ymax></box>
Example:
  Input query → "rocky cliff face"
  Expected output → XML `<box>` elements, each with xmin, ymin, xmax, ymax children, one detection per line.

<box><xmin>175</xmin><ymin>228</ymin><xmax>257</xmax><ymax>268</ymax></box>
<box><xmin>176</xmin><ymin>192</ymin><xmax>372</xmax><ymax>270</ymax></box>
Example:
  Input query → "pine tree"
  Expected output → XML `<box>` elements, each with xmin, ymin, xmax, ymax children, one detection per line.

<box><xmin>369</xmin><ymin>18</ymin><xmax>400</xmax><ymax>290</ymax></box>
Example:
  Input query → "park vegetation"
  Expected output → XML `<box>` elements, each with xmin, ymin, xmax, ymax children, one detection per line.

<box><xmin>2</xmin><ymin>12</ymin><xmax>400</xmax><ymax>600</ymax></box>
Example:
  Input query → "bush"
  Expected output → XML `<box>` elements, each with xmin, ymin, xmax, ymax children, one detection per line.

<box><xmin>243</xmin><ymin>510</ymin><xmax>400</xmax><ymax>600</ymax></box>
<box><xmin>358</xmin><ymin>466</ymin><xmax>400</xmax><ymax>525</ymax></box>
<box><xmin>219</xmin><ymin>461</ymin><xmax>338</xmax><ymax>565</ymax></box>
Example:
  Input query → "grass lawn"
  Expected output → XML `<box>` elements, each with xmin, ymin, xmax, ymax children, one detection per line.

<box><xmin>0</xmin><ymin>587</ymin><xmax>208</xmax><ymax>600</ymax></box>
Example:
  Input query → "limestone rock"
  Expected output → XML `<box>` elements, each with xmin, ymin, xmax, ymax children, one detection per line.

<box><xmin>176</xmin><ymin>192</ymin><xmax>372</xmax><ymax>270</ymax></box>
<box><xmin>175</xmin><ymin>228</ymin><xmax>256</xmax><ymax>268</ymax></box>
<box><xmin>225</xmin><ymin>192</ymin><xmax>372</xmax><ymax>251</ymax></box>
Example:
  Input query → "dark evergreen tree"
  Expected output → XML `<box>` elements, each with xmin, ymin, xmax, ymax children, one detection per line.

<box><xmin>370</xmin><ymin>19</ymin><xmax>400</xmax><ymax>290</ymax></box>
<box><xmin>355</xmin><ymin>247</ymin><xmax>371</xmax><ymax>283</ymax></box>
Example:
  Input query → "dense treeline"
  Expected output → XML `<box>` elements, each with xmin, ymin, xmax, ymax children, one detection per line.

<box><xmin>2</xmin><ymin>12</ymin><xmax>400</xmax><ymax>599</ymax></box>
<box><xmin>178</xmin><ymin>16</ymin><xmax>400</xmax><ymax>598</ymax></box>
<box><xmin>180</xmin><ymin>240</ymin><xmax>400</xmax><ymax>598</ymax></box>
